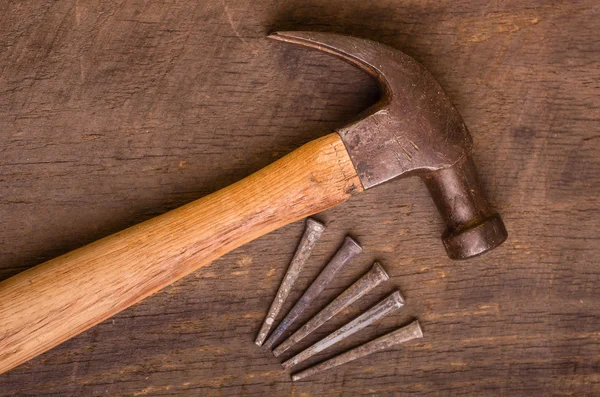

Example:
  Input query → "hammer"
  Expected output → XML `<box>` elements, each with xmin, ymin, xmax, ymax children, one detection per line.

<box><xmin>0</xmin><ymin>32</ymin><xmax>507</xmax><ymax>374</ymax></box>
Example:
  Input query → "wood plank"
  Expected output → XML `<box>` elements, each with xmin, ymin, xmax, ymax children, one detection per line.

<box><xmin>0</xmin><ymin>0</ymin><xmax>598</xmax><ymax>395</ymax></box>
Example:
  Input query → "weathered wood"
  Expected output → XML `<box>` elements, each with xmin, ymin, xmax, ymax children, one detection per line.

<box><xmin>0</xmin><ymin>0</ymin><xmax>598</xmax><ymax>396</ymax></box>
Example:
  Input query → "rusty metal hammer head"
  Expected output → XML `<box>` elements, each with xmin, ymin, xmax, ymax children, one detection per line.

<box><xmin>270</xmin><ymin>31</ymin><xmax>507</xmax><ymax>259</ymax></box>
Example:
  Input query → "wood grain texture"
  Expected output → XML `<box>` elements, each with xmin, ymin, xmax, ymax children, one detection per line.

<box><xmin>0</xmin><ymin>0</ymin><xmax>598</xmax><ymax>396</ymax></box>
<box><xmin>0</xmin><ymin>133</ymin><xmax>361</xmax><ymax>375</ymax></box>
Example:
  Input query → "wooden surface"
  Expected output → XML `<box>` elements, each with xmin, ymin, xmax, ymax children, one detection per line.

<box><xmin>0</xmin><ymin>0</ymin><xmax>598</xmax><ymax>395</ymax></box>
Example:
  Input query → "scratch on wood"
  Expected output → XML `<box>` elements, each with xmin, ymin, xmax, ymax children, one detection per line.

<box><xmin>221</xmin><ymin>0</ymin><xmax>258</xmax><ymax>55</ymax></box>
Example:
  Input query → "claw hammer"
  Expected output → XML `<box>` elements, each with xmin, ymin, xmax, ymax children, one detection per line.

<box><xmin>0</xmin><ymin>32</ymin><xmax>507</xmax><ymax>374</ymax></box>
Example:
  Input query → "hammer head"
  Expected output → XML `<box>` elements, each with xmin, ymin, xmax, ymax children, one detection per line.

<box><xmin>270</xmin><ymin>31</ymin><xmax>507</xmax><ymax>260</ymax></box>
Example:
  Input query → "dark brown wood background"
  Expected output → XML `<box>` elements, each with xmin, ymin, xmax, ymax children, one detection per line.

<box><xmin>1</xmin><ymin>0</ymin><xmax>598</xmax><ymax>395</ymax></box>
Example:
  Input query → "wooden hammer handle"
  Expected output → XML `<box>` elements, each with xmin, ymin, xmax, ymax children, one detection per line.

<box><xmin>0</xmin><ymin>133</ymin><xmax>362</xmax><ymax>374</ymax></box>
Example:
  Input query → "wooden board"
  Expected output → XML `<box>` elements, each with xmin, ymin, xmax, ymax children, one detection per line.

<box><xmin>0</xmin><ymin>0</ymin><xmax>598</xmax><ymax>395</ymax></box>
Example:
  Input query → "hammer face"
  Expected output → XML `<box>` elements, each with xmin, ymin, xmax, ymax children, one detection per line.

<box><xmin>423</xmin><ymin>156</ymin><xmax>508</xmax><ymax>259</ymax></box>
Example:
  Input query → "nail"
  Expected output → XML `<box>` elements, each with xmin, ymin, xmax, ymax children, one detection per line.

<box><xmin>255</xmin><ymin>218</ymin><xmax>326</xmax><ymax>347</ymax></box>
<box><xmin>291</xmin><ymin>320</ymin><xmax>423</xmax><ymax>381</ymax></box>
<box><xmin>273</xmin><ymin>262</ymin><xmax>389</xmax><ymax>357</ymax></box>
<box><xmin>282</xmin><ymin>290</ymin><xmax>404</xmax><ymax>369</ymax></box>
<box><xmin>262</xmin><ymin>236</ymin><xmax>362</xmax><ymax>349</ymax></box>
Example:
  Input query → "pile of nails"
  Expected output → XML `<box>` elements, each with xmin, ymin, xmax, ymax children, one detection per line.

<box><xmin>255</xmin><ymin>218</ymin><xmax>423</xmax><ymax>381</ymax></box>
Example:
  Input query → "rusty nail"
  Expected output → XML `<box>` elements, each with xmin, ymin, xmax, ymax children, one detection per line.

<box><xmin>273</xmin><ymin>262</ymin><xmax>389</xmax><ymax>357</ymax></box>
<box><xmin>281</xmin><ymin>290</ymin><xmax>404</xmax><ymax>369</ymax></box>
<box><xmin>291</xmin><ymin>320</ymin><xmax>423</xmax><ymax>381</ymax></box>
<box><xmin>255</xmin><ymin>218</ymin><xmax>326</xmax><ymax>347</ymax></box>
<box><xmin>262</xmin><ymin>236</ymin><xmax>362</xmax><ymax>349</ymax></box>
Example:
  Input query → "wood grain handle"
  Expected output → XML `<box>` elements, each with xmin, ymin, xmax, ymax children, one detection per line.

<box><xmin>0</xmin><ymin>133</ymin><xmax>363</xmax><ymax>374</ymax></box>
